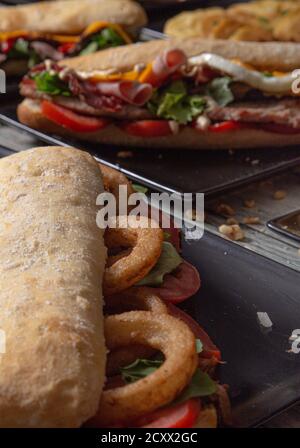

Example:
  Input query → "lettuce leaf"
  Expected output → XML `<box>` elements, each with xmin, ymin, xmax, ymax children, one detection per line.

<box><xmin>174</xmin><ymin>369</ymin><xmax>217</xmax><ymax>404</ymax></box>
<box><xmin>132</xmin><ymin>183</ymin><xmax>148</xmax><ymax>194</ymax></box>
<box><xmin>121</xmin><ymin>357</ymin><xmax>216</xmax><ymax>402</ymax></box>
<box><xmin>121</xmin><ymin>358</ymin><xmax>163</xmax><ymax>384</ymax></box>
<box><xmin>148</xmin><ymin>80</ymin><xmax>206</xmax><ymax>125</ymax></box>
<box><xmin>137</xmin><ymin>241</ymin><xmax>182</xmax><ymax>287</ymax></box>
<box><xmin>80</xmin><ymin>27</ymin><xmax>125</xmax><ymax>55</ymax></box>
<box><xmin>33</xmin><ymin>71</ymin><xmax>71</xmax><ymax>96</ymax></box>
<box><xmin>205</xmin><ymin>76</ymin><xmax>234</xmax><ymax>106</ymax></box>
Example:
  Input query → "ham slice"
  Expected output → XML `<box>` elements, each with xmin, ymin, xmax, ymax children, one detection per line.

<box><xmin>93</xmin><ymin>81</ymin><xmax>152</xmax><ymax>106</ymax></box>
<box><xmin>140</xmin><ymin>48</ymin><xmax>187</xmax><ymax>87</ymax></box>
<box><xmin>30</xmin><ymin>42</ymin><xmax>63</xmax><ymax>62</ymax></box>
<box><xmin>152</xmin><ymin>49</ymin><xmax>187</xmax><ymax>79</ymax></box>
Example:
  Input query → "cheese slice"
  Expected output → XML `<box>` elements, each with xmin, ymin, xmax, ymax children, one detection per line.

<box><xmin>0</xmin><ymin>21</ymin><xmax>131</xmax><ymax>45</ymax></box>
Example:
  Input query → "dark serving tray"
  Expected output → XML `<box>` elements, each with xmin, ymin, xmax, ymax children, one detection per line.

<box><xmin>1</xmin><ymin>121</ymin><xmax>300</xmax><ymax>427</ymax></box>
<box><xmin>1</xmin><ymin>104</ymin><xmax>300</xmax><ymax>198</ymax></box>
<box><xmin>183</xmin><ymin>234</ymin><xmax>300</xmax><ymax>428</ymax></box>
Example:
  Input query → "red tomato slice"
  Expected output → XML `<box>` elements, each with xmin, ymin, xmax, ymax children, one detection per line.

<box><xmin>41</xmin><ymin>100</ymin><xmax>110</xmax><ymax>133</ymax></box>
<box><xmin>167</xmin><ymin>302</ymin><xmax>221</xmax><ymax>360</ymax></box>
<box><xmin>122</xmin><ymin>120</ymin><xmax>173</xmax><ymax>138</ymax></box>
<box><xmin>207</xmin><ymin>121</ymin><xmax>249</xmax><ymax>133</ymax></box>
<box><xmin>259</xmin><ymin>123</ymin><xmax>300</xmax><ymax>134</ymax></box>
<box><xmin>1</xmin><ymin>38</ymin><xmax>17</xmax><ymax>54</ymax></box>
<box><xmin>137</xmin><ymin>399</ymin><xmax>201</xmax><ymax>428</ymax></box>
<box><xmin>57</xmin><ymin>42</ymin><xmax>76</xmax><ymax>54</ymax></box>
<box><xmin>152</xmin><ymin>261</ymin><xmax>201</xmax><ymax>304</ymax></box>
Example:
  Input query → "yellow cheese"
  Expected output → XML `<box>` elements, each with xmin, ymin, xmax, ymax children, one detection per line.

<box><xmin>82</xmin><ymin>21</ymin><xmax>132</xmax><ymax>44</ymax></box>
<box><xmin>0</xmin><ymin>22</ymin><xmax>131</xmax><ymax>45</ymax></box>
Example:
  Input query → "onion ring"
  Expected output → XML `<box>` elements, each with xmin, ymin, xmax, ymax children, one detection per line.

<box><xmin>105</xmin><ymin>288</ymin><xmax>168</xmax><ymax>376</ymax></box>
<box><xmin>103</xmin><ymin>216</ymin><xmax>163</xmax><ymax>296</ymax></box>
<box><xmin>106</xmin><ymin>344</ymin><xmax>155</xmax><ymax>377</ymax></box>
<box><xmin>90</xmin><ymin>311</ymin><xmax>198</xmax><ymax>426</ymax></box>
<box><xmin>104</xmin><ymin>287</ymin><xmax>168</xmax><ymax>315</ymax></box>
<box><xmin>99</xmin><ymin>163</ymin><xmax>134</xmax><ymax>198</ymax></box>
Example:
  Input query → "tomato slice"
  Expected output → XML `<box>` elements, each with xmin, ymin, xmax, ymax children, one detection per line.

<box><xmin>152</xmin><ymin>261</ymin><xmax>201</xmax><ymax>304</ymax></box>
<box><xmin>167</xmin><ymin>303</ymin><xmax>221</xmax><ymax>360</ymax></box>
<box><xmin>136</xmin><ymin>399</ymin><xmax>201</xmax><ymax>428</ymax></box>
<box><xmin>122</xmin><ymin>120</ymin><xmax>173</xmax><ymax>138</ymax></box>
<box><xmin>207</xmin><ymin>120</ymin><xmax>249</xmax><ymax>133</ymax></box>
<box><xmin>1</xmin><ymin>38</ymin><xmax>17</xmax><ymax>54</ymax></box>
<box><xmin>259</xmin><ymin>123</ymin><xmax>300</xmax><ymax>134</ymax></box>
<box><xmin>41</xmin><ymin>100</ymin><xmax>110</xmax><ymax>133</ymax></box>
<box><xmin>57</xmin><ymin>42</ymin><xmax>76</xmax><ymax>54</ymax></box>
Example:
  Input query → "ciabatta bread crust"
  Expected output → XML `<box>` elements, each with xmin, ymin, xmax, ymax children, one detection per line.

<box><xmin>0</xmin><ymin>0</ymin><xmax>147</xmax><ymax>34</ymax></box>
<box><xmin>61</xmin><ymin>37</ymin><xmax>300</xmax><ymax>72</ymax></box>
<box><xmin>0</xmin><ymin>146</ymin><xmax>107</xmax><ymax>427</ymax></box>
<box><xmin>18</xmin><ymin>99</ymin><xmax>300</xmax><ymax>150</ymax></box>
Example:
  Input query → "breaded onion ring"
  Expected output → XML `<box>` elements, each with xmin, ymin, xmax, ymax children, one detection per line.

<box><xmin>91</xmin><ymin>311</ymin><xmax>198</xmax><ymax>426</ymax></box>
<box><xmin>99</xmin><ymin>163</ymin><xmax>134</xmax><ymax>203</ymax></box>
<box><xmin>105</xmin><ymin>287</ymin><xmax>168</xmax><ymax>315</ymax></box>
<box><xmin>104</xmin><ymin>216</ymin><xmax>163</xmax><ymax>296</ymax></box>
<box><xmin>106</xmin><ymin>344</ymin><xmax>155</xmax><ymax>377</ymax></box>
<box><xmin>105</xmin><ymin>288</ymin><xmax>167</xmax><ymax>376</ymax></box>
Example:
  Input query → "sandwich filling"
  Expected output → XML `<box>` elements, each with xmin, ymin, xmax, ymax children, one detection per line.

<box><xmin>0</xmin><ymin>22</ymin><xmax>131</xmax><ymax>70</ymax></box>
<box><xmin>20</xmin><ymin>47</ymin><xmax>300</xmax><ymax>136</ymax></box>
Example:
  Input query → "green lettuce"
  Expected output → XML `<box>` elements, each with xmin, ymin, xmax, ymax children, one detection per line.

<box><xmin>121</xmin><ymin>358</ymin><xmax>163</xmax><ymax>384</ymax></box>
<box><xmin>137</xmin><ymin>241</ymin><xmax>182</xmax><ymax>287</ymax></box>
<box><xmin>33</xmin><ymin>71</ymin><xmax>71</xmax><ymax>96</ymax></box>
<box><xmin>148</xmin><ymin>80</ymin><xmax>206</xmax><ymax>125</ymax></box>
<box><xmin>132</xmin><ymin>183</ymin><xmax>148</xmax><ymax>194</ymax></box>
<box><xmin>7</xmin><ymin>38</ymin><xmax>42</xmax><ymax>67</ymax></box>
<box><xmin>205</xmin><ymin>76</ymin><xmax>234</xmax><ymax>106</ymax></box>
<box><xmin>121</xmin><ymin>356</ymin><xmax>216</xmax><ymax>402</ymax></box>
<box><xmin>80</xmin><ymin>27</ymin><xmax>125</xmax><ymax>55</ymax></box>
<box><xmin>174</xmin><ymin>369</ymin><xmax>217</xmax><ymax>404</ymax></box>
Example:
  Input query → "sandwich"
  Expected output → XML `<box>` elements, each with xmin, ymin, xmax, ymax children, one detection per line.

<box><xmin>0</xmin><ymin>146</ymin><xmax>230</xmax><ymax>427</ymax></box>
<box><xmin>18</xmin><ymin>38</ymin><xmax>300</xmax><ymax>150</ymax></box>
<box><xmin>164</xmin><ymin>0</ymin><xmax>300</xmax><ymax>43</ymax></box>
<box><xmin>0</xmin><ymin>0</ymin><xmax>147</xmax><ymax>76</ymax></box>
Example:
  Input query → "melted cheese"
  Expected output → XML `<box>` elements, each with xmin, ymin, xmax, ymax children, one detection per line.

<box><xmin>0</xmin><ymin>21</ymin><xmax>131</xmax><ymax>45</ymax></box>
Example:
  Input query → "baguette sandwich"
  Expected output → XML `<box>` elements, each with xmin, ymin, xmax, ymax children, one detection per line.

<box><xmin>18</xmin><ymin>38</ymin><xmax>300</xmax><ymax>150</ymax></box>
<box><xmin>0</xmin><ymin>0</ymin><xmax>147</xmax><ymax>76</ymax></box>
<box><xmin>0</xmin><ymin>146</ymin><xmax>230</xmax><ymax>427</ymax></box>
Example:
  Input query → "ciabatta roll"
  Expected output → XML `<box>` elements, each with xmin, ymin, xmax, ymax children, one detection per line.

<box><xmin>0</xmin><ymin>146</ymin><xmax>107</xmax><ymax>427</ymax></box>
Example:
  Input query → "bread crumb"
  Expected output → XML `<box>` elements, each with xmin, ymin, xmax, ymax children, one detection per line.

<box><xmin>243</xmin><ymin>216</ymin><xmax>260</xmax><ymax>224</ymax></box>
<box><xmin>244</xmin><ymin>199</ymin><xmax>256</xmax><ymax>208</ymax></box>
<box><xmin>216</xmin><ymin>203</ymin><xmax>235</xmax><ymax>216</ymax></box>
<box><xmin>226</xmin><ymin>217</ymin><xmax>238</xmax><ymax>225</ymax></box>
<box><xmin>117</xmin><ymin>151</ymin><xmax>133</xmax><ymax>159</ymax></box>
<box><xmin>273</xmin><ymin>190</ymin><xmax>287</xmax><ymax>200</ymax></box>
<box><xmin>219</xmin><ymin>224</ymin><xmax>245</xmax><ymax>241</ymax></box>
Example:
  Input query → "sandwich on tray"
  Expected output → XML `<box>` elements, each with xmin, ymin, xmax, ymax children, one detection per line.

<box><xmin>0</xmin><ymin>146</ymin><xmax>230</xmax><ymax>428</ymax></box>
<box><xmin>18</xmin><ymin>38</ymin><xmax>300</xmax><ymax>149</ymax></box>
<box><xmin>0</xmin><ymin>0</ymin><xmax>146</xmax><ymax>76</ymax></box>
